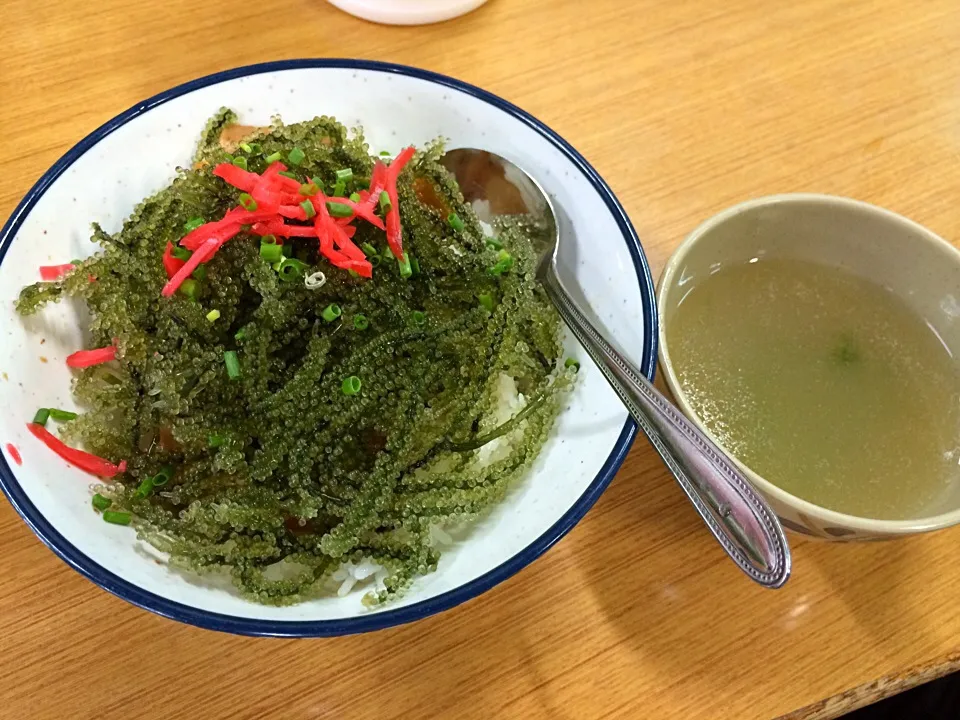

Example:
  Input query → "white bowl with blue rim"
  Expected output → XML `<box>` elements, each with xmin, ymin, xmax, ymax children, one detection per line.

<box><xmin>0</xmin><ymin>60</ymin><xmax>657</xmax><ymax>637</ymax></box>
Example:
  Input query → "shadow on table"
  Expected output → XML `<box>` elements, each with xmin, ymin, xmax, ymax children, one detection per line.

<box><xmin>568</xmin><ymin>449</ymin><xmax>929</xmax><ymax>710</ymax></box>
<box><xmin>334</xmin><ymin>586</ymin><xmax>585</xmax><ymax>720</ymax></box>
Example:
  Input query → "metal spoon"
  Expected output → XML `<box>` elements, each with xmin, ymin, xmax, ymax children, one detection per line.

<box><xmin>441</xmin><ymin>148</ymin><xmax>791</xmax><ymax>588</ymax></box>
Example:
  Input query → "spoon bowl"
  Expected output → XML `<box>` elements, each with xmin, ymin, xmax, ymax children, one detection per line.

<box><xmin>442</xmin><ymin>148</ymin><xmax>793</xmax><ymax>588</ymax></box>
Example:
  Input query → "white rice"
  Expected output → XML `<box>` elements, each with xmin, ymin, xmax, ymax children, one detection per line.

<box><xmin>475</xmin><ymin>373</ymin><xmax>527</xmax><ymax>466</ymax></box>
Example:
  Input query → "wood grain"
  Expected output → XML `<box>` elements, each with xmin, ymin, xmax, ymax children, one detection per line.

<box><xmin>2</xmin><ymin>1</ymin><xmax>960</xmax><ymax>718</ymax></box>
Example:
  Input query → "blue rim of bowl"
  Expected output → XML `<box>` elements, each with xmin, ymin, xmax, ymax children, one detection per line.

<box><xmin>0</xmin><ymin>59</ymin><xmax>658</xmax><ymax>637</ymax></box>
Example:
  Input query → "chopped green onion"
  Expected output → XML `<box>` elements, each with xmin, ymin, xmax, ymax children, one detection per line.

<box><xmin>349</xmin><ymin>192</ymin><xmax>362</xmax><ymax>203</ymax></box>
<box><xmin>379</xmin><ymin>190</ymin><xmax>392</xmax><ymax>213</ymax></box>
<box><xmin>135</xmin><ymin>476</ymin><xmax>155</xmax><ymax>498</ymax></box>
<box><xmin>478</xmin><ymin>293</ymin><xmax>495</xmax><ymax>312</ymax></box>
<box><xmin>379</xmin><ymin>150</ymin><xmax>392</xmax><ymax>157</ymax></box>
<box><xmin>278</xmin><ymin>170</ymin><xmax>298</xmax><ymax>180</ymax></box>
<box><xmin>152</xmin><ymin>466</ymin><xmax>174</xmax><ymax>486</ymax></box>
<box><xmin>239</xmin><ymin>141</ymin><xmax>252</xmax><ymax>153</ymax></box>
<box><xmin>239</xmin><ymin>193</ymin><xmax>257</xmax><ymax>211</ymax></box>
<box><xmin>335</xmin><ymin>168</ymin><xmax>354</xmax><ymax>183</ymax></box>
<box><xmin>448</xmin><ymin>213</ymin><xmax>465</xmax><ymax>231</ymax></box>
<box><xmin>247</xmin><ymin>142</ymin><xmax>261</xmax><ymax>154</ymax></box>
<box><xmin>92</xmin><ymin>494</ymin><xmax>112</xmax><ymax>512</ymax></box>
<box><xmin>260</xmin><ymin>242</ymin><xmax>283</xmax><ymax>263</ymax></box>
<box><xmin>565</xmin><ymin>357</ymin><xmax>581</xmax><ymax>372</ymax></box>
<box><xmin>234</xmin><ymin>329</ymin><xmax>247</xmax><ymax>342</ymax></box>
<box><xmin>103</xmin><ymin>510</ymin><xmax>131</xmax><ymax>526</ymax></box>
<box><xmin>171</xmin><ymin>245</ymin><xmax>192</xmax><ymax>261</ymax></box>
<box><xmin>277</xmin><ymin>258</ymin><xmax>307</xmax><ymax>282</ymax></box>
<box><xmin>224</xmin><ymin>350</ymin><xmax>241</xmax><ymax>379</ymax></box>
<box><xmin>192</xmin><ymin>264</ymin><xmax>207</xmax><ymax>281</ymax></box>
<box><xmin>70</xmin><ymin>258</ymin><xmax>83</xmax><ymax>265</ymax></box>
<box><xmin>232</xmin><ymin>156</ymin><xmax>248</xmax><ymax>171</ymax></box>
<box><xmin>353</xmin><ymin>314</ymin><xmax>369</xmax><ymax>330</ymax></box>
<box><xmin>208</xmin><ymin>434</ymin><xmax>225</xmax><ymax>448</ymax></box>
<box><xmin>486</xmin><ymin>238</ymin><xmax>504</xmax><ymax>251</ymax></box>
<box><xmin>48</xmin><ymin>408</ymin><xmax>78</xmax><ymax>422</ymax></box>
<box><xmin>369</xmin><ymin>254</ymin><xmax>381</xmax><ymax>268</ymax></box>
<box><xmin>409</xmin><ymin>254</ymin><xmax>420</xmax><ymax>275</ymax></box>
<box><xmin>326</xmin><ymin>202</ymin><xmax>353</xmax><ymax>218</ymax></box>
<box><xmin>361</xmin><ymin>243</ymin><xmax>378</xmax><ymax>258</ymax></box>
<box><xmin>398</xmin><ymin>252</ymin><xmax>413</xmax><ymax>279</ymax></box>
<box><xmin>341</xmin><ymin>375</ymin><xmax>362</xmax><ymax>396</ymax></box>
<box><xmin>299</xmin><ymin>182</ymin><xmax>319</xmax><ymax>197</ymax></box>
<box><xmin>322</xmin><ymin>304</ymin><xmax>342</xmax><ymax>322</ymax></box>
<box><xmin>311</xmin><ymin>176</ymin><xmax>324</xmax><ymax>189</ymax></box>
<box><xmin>264</xmin><ymin>151</ymin><xmax>282</xmax><ymax>164</ymax></box>
<box><xmin>32</xmin><ymin>408</ymin><xmax>50</xmax><ymax>426</ymax></box>
<box><xmin>179</xmin><ymin>278</ymin><xmax>199</xmax><ymax>300</ymax></box>
<box><xmin>489</xmin><ymin>250</ymin><xmax>514</xmax><ymax>276</ymax></box>
<box><xmin>184</xmin><ymin>217</ymin><xmax>204</xmax><ymax>232</ymax></box>
<box><xmin>300</xmin><ymin>199</ymin><xmax>316</xmax><ymax>219</ymax></box>
<box><xmin>411</xmin><ymin>310</ymin><xmax>426</xmax><ymax>326</ymax></box>
<box><xmin>333</xmin><ymin>180</ymin><xmax>346</xmax><ymax>197</ymax></box>
<box><xmin>287</xmin><ymin>147</ymin><xmax>305</xmax><ymax>166</ymax></box>
<box><xmin>262</xmin><ymin>234</ymin><xmax>278</xmax><ymax>245</ymax></box>
<box><xmin>206</xmin><ymin>309</ymin><xmax>221</xmax><ymax>322</ymax></box>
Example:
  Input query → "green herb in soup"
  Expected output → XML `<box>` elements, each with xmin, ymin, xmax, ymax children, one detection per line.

<box><xmin>667</xmin><ymin>258</ymin><xmax>960</xmax><ymax>520</ymax></box>
<box><xmin>17</xmin><ymin>110</ymin><xmax>576</xmax><ymax>605</ymax></box>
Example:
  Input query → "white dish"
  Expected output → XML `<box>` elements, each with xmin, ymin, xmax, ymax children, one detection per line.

<box><xmin>327</xmin><ymin>0</ymin><xmax>489</xmax><ymax>25</ymax></box>
<box><xmin>0</xmin><ymin>60</ymin><xmax>657</xmax><ymax>636</ymax></box>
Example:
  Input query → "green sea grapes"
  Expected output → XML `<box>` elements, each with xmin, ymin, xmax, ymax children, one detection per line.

<box><xmin>16</xmin><ymin>111</ymin><xmax>574</xmax><ymax>605</ymax></box>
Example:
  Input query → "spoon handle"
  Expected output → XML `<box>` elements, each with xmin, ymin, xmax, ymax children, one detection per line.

<box><xmin>542</xmin><ymin>268</ymin><xmax>791</xmax><ymax>588</ymax></box>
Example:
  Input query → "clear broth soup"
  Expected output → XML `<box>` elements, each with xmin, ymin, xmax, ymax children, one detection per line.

<box><xmin>667</xmin><ymin>258</ymin><xmax>960</xmax><ymax>520</ymax></box>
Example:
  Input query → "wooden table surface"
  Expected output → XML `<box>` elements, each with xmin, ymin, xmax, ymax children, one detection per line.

<box><xmin>2</xmin><ymin>0</ymin><xmax>960</xmax><ymax>718</ymax></box>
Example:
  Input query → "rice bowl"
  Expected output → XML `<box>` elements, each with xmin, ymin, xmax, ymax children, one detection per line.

<box><xmin>0</xmin><ymin>60</ymin><xmax>657</xmax><ymax>636</ymax></box>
